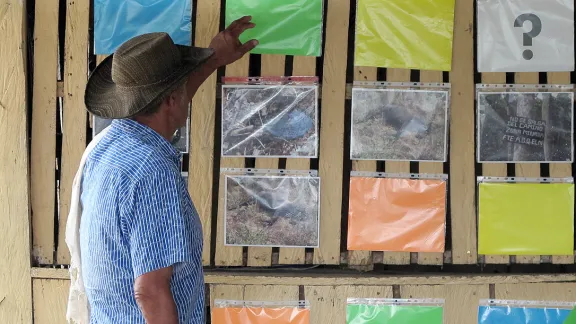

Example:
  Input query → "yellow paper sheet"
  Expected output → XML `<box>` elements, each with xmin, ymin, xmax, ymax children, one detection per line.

<box><xmin>478</xmin><ymin>182</ymin><xmax>574</xmax><ymax>255</ymax></box>
<box><xmin>354</xmin><ymin>0</ymin><xmax>455</xmax><ymax>71</ymax></box>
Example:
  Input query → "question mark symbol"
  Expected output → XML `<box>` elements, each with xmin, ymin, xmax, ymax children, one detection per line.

<box><xmin>514</xmin><ymin>13</ymin><xmax>542</xmax><ymax>60</ymax></box>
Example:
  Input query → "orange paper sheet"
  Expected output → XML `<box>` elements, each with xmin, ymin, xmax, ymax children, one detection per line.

<box><xmin>212</xmin><ymin>307</ymin><xmax>310</xmax><ymax>324</ymax></box>
<box><xmin>347</xmin><ymin>177</ymin><xmax>446</xmax><ymax>252</ymax></box>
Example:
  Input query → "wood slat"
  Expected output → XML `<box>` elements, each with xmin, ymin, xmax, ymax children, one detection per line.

<box><xmin>449</xmin><ymin>0</ymin><xmax>477</xmax><ymax>264</ymax></box>
<box><xmin>279</xmin><ymin>55</ymin><xmax>317</xmax><ymax>265</ymax></box>
<box><xmin>382</xmin><ymin>68</ymin><xmax>411</xmax><ymax>265</ymax></box>
<box><xmin>305</xmin><ymin>286</ymin><xmax>341</xmax><ymax>323</ymax></box>
<box><xmin>314</xmin><ymin>0</ymin><xmax>350</xmax><ymax>265</ymax></box>
<box><xmin>215</xmin><ymin>55</ymin><xmax>250</xmax><ymax>266</ymax></box>
<box><xmin>347</xmin><ymin>66</ymin><xmax>377</xmax><ymax>270</ymax></box>
<box><xmin>0</xmin><ymin>1</ymin><xmax>32</xmax><ymax>321</ymax></box>
<box><xmin>479</xmin><ymin>72</ymin><xmax>510</xmax><ymax>265</ymax></box>
<box><xmin>548</xmin><ymin>72</ymin><xmax>575</xmax><ymax>265</ymax></box>
<box><xmin>244</xmin><ymin>284</ymin><xmax>299</xmax><ymax>301</ymax></box>
<box><xmin>495</xmin><ymin>282</ymin><xmax>576</xmax><ymax>301</ymax></box>
<box><xmin>513</xmin><ymin>72</ymin><xmax>541</xmax><ymax>265</ymax></box>
<box><xmin>32</xmin><ymin>279</ymin><xmax>70</xmax><ymax>324</ymax></box>
<box><xmin>400</xmin><ymin>284</ymin><xmax>490</xmax><ymax>324</ymax></box>
<box><xmin>210</xmin><ymin>284</ymin><xmax>244</xmax><ymax>309</ymax></box>
<box><xmin>57</xmin><ymin>0</ymin><xmax>90</xmax><ymax>264</ymax></box>
<box><xmin>418</xmin><ymin>70</ymin><xmax>446</xmax><ymax>266</ymax></box>
<box><xmin>31</xmin><ymin>0</ymin><xmax>59</xmax><ymax>264</ymax></box>
<box><xmin>190</xmin><ymin>0</ymin><xmax>220</xmax><ymax>266</ymax></box>
<box><xmin>247</xmin><ymin>54</ymin><xmax>285</xmax><ymax>267</ymax></box>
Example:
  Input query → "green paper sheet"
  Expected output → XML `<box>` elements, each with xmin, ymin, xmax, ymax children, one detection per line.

<box><xmin>564</xmin><ymin>307</ymin><xmax>576</xmax><ymax>324</ymax></box>
<box><xmin>225</xmin><ymin>0</ymin><xmax>323</xmax><ymax>56</ymax></box>
<box><xmin>478</xmin><ymin>183</ymin><xmax>574</xmax><ymax>255</ymax></box>
<box><xmin>346</xmin><ymin>304</ymin><xmax>443</xmax><ymax>324</ymax></box>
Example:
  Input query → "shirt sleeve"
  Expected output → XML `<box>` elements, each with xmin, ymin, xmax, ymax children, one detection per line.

<box><xmin>123</xmin><ymin>168</ymin><xmax>195</xmax><ymax>278</ymax></box>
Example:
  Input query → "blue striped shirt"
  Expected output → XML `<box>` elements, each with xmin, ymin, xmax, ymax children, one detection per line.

<box><xmin>79</xmin><ymin>118</ymin><xmax>204</xmax><ymax>323</ymax></box>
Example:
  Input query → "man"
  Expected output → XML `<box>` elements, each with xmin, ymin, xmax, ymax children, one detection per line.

<box><xmin>73</xmin><ymin>16</ymin><xmax>258</xmax><ymax>323</ymax></box>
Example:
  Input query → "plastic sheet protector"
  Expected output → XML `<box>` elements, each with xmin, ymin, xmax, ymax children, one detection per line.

<box><xmin>478</xmin><ymin>299</ymin><xmax>575</xmax><ymax>324</ymax></box>
<box><xmin>221</xmin><ymin>77</ymin><xmax>318</xmax><ymax>158</ymax></box>
<box><xmin>346</xmin><ymin>298</ymin><xmax>444</xmax><ymax>324</ymax></box>
<box><xmin>224</xmin><ymin>171</ymin><xmax>320</xmax><ymax>248</ymax></box>
<box><xmin>94</xmin><ymin>0</ymin><xmax>192</xmax><ymax>54</ymax></box>
<box><xmin>225</xmin><ymin>0</ymin><xmax>323</xmax><ymax>56</ymax></box>
<box><xmin>477</xmin><ymin>0</ymin><xmax>574</xmax><ymax>72</ymax></box>
<box><xmin>477</xmin><ymin>88</ymin><xmax>574</xmax><ymax>163</ymax></box>
<box><xmin>212</xmin><ymin>300</ymin><xmax>310</xmax><ymax>324</ymax></box>
<box><xmin>92</xmin><ymin>115</ymin><xmax>190</xmax><ymax>153</ymax></box>
<box><xmin>354</xmin><ymin>0</ymin><xmax>455</xmax><ymax>70</ymax></box>
<box><xmin>347</xmin><ymin>175</ymin><xmax>446</xmax><ymax>253</ymax></box>
<box><xmin>351</xmin><ymin>85</ymin><xmax>449</xmax><ymax>162</ymax></box>
<box><xmin>477</xmin><ymin>180</ymin><xmax>574</xmax><ymax>255</ymax></box>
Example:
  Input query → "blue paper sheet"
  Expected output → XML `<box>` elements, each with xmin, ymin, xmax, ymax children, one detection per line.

<box><xmin>94</xmin><ymin>0</ymin><xmax>192</xmax><ymax>54</ymax></box>
<box><xmin>478</xmin><ymin>305</ymin><xmax>571</xmax><ymax>323</ymax></box>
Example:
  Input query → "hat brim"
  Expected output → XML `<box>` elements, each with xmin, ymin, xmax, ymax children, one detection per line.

<box><xmin>85</xmin><ymin>45</ymin><xmax>214</xmax><ymax>119</ymax></box>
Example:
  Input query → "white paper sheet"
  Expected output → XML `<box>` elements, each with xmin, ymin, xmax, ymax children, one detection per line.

<box><xmin>477</xmin><ymin>0</ymin><xmax>574</xmax><ymax>72</ymax></box>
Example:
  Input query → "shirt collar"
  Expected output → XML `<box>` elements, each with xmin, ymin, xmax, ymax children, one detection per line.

<box><xmin>111</xmin><ymin>118</ymin><xmax>182</xmax><ymax>166</ymax></box>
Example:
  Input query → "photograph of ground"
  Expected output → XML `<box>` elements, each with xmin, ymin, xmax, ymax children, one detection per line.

<box><xmin>477</xmin><ymin>91</ymin><xmax>574</xmax><ymax>162</ymax></box>
<box><xmin>350</xmin><ymin>88</ymin><xmax>449</xmax><ymax>161</ymax></box>
<box><xmin>225</xmin><ymin>175</ymin><xmax>320</xmax><ymax>247</ymax></box>
<box><xmin>221</xmin><ymin>85</ymin><xmax>318</xmax><ymax>157</ymax></box>
<box><xmin>92</xmin><ymin>116</ymin><xmax>189</xmax><ymax>153</ymax></box>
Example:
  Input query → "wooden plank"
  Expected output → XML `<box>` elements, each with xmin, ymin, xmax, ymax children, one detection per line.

<box><xmin>496</xmin><ymin>282</ymin><xmax>576</xmax><ymax>301</ymax></box>
<box><xmin>244</xmin><ymin>284</ymin><xmax>299</xmax><ymax>301</ymax></box>
<box><xmin>418</xmin><ymin>70</ymin><xmax>446</xmax><ymax>266</ymax></box>
<box><xmin>513</xmin><ymin>72</ymin><xmax>541</xmax><ymax>265</ymax></box>
<box><xmin>215</xmin><ymin>55</ymin><xmax>250</xmax><ymax>266</ymax></box>
<box><xmin>314</xmin><ymin>0</ymin><xmax>350</xmax><ymax>265</ymax></box>
<box><xmin>305</xmin><ymin>286</ymin><xmax>341</xmax><ymax>323</ymax></box>
<box><xmin>449</xmin><ymin>0</ymin><xmax>476</xmax><ymax>264</ymax></box>
<box><xmin>189</xmin><ymin>0</ymin><xmax>219</xmax><ymax>267</ymax></box>
<box><xmin>400</xmin><ymin>284</ymin><xmax>489</xmax><ymax>324</ymax></box>
<box><xmin>31</xmin><ymin>0</ymin><xmax>59</xmax><ymax>264</ymax></box>
<box><xmin>33</xmin><ymin>279</ymin><xmax>70</xmax><ymax>324</ymax></box>
<box><xmin>548</xmin><ymin>72</ymin><xmax>574</xmax><ymax>265</ymax></box>
<box><xmin>479</xmin><ymin>72</ymin><xmax>510</xmax><ymax>265</ymax></box>
<box><xmin>382</xmin><ymin>68</ymin><xmax>411</xmax><ymax>265</ymax></box>
<box><xmin>246</xmin><ymin>55</ymin><xmax>285</xmax><ymax>267</ymax></box>
<box><xmin>279</xmin><ymin>55</ymin><xmax>316</xmax><ymax>265</ymax></box>
<box><xmin>57</xmin><ymin>0</ymin><xmax>90</xmax><ymax>264</ymax></box>
<box><xmin>210</xmin><ymin>284</ymin><xmax>244</xmax><ymax>309</ymax></box>
<box><xmin>347</xmin><ymin>66</ymin><xmax>377</xmax><ymax>269</ymax></box>
<box><xmin>32</xmin><ymin>267</ymin><xmax>576</xmax><ymax>286</ymax></box>
<box><xmin>0</xmin><ymin>1</ymin><xmax>32</xmax><ymax>321</ymax></box>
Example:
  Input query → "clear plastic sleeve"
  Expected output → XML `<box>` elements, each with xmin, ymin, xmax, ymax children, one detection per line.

<box><xmin>212</xmin><ymin>300</ymin><xmax>310</xmax><ymax>324</ymax></box>
<box><xmin>351</xmin><ymin>82</ymin><xmax>450</xmax><ymax>162</ymax></box>
<box><xmin>478</xmin><ymin>299</ymin><xmax>575</xmax><ymax>323</ymax></box>
<box><xmin>477</xmin><ymin>177</ymin><xmax>574</xmax><ymax>255</ymax></box>
<box><xmin>347</xmin><ymin>173</ymin><xmax>447</xmax><ymax>253</ymax></box>
<box><xmin>225</xmin><ymin>0</ymin><xmax>323</xmax><ymax>56</ymax></box>
<box><xmin>94</xmin><ymin>0</ymin><xmax>192</xmax><ymax>54</ymax></box>
<box><xmin>223</xmin><ymin>168</ymin><xmax>320</xmax><ymax>248</ymax></box>
<box><xmin>92</xmin><ymin>114</ymin><xmax>190</xmax><ymax>153</ymax></box>
<box><xmin>221</xmin><ymin>77</ymin><xmax>319</xmax><ymax>158</ymax></box>
<box><xmin>354</xmin><ymin>0</ymin><xmax>455</xmax><ymax>71</ymax></box>
<box><xmin>476</xmin><ymin>84</ymin><xmax>574</xmax><ymax>163</ymax></box>
<box><xmin>346</xmin><ymin>298</ymin><xmax>445</xmax><ymax>323</ymax></box>
<box><xmin>477</xmin><ymin>0</ymin><xmax>574</xmax><ymax>72</ymax></box>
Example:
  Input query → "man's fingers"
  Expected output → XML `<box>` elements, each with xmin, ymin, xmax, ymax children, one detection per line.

<box><xmin>238</xmin><ymin>39</ymin><xmax>258</xmax><ymax>55</ymax></box>
<box><xmin>227</xmin><ymin>16</ymin><xmax>252</xmax><ymax>32</ymax></box>
<box><xmin>229</xmin><ymin>22</ymin><xmax>255</xmax><ymax>38</ymax></box>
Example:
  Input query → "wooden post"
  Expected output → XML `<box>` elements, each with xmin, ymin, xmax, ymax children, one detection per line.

<box><xmin>0</xmin><ymin>1</ymin><xmax>32</xmax><ymax>322</ymax></box>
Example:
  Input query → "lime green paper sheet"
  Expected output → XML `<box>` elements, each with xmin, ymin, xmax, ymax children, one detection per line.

<box><xmin>347</xmin><ymin>304</ymin><xmax>443</xmax><ymax>323</ymax></box>
<box><xmin>354</xmin><ymin>0</ymin><xmax>455</xmax><ymax>70</ymax></box>
<box><xmin>478</xmin><ymin>183</ymin><xmax>574</xmax><ymax>255</ymax></box>
<box><xmin>225</xmin><ymin>0</ymin><xmax>323</xmax><ymax>56</ymax></box>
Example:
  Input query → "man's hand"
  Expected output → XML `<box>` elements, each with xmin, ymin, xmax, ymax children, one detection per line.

<box><xmin>208</xmin><ymin>16</ymin><xmax>258</xmax><ymax>68</ymax></box>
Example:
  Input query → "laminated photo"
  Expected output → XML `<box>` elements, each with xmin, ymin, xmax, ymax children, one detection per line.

<box><xmin>92</xmin><ymin>116</ymin><xmax>190</xmax><ymax>153</ymax></box>
<box><xmin>477</xmin><ymin>91</ymin><xmax>574</xmax><ymax>162</ymax></box>
<box><xmin>351</xmin><ymin>88</ymin><xmax>449</xmax><ymax>161</ymax></box>
<box><xmin>224</xmin><ymin>175</ymin><xmax>320</xmax><ymax>248</ymax></box>
<box><xmin>222</xmin><ymin>85</ymin><xmax>318</xmax><ymax>158</ymax></box>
